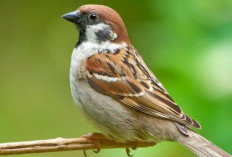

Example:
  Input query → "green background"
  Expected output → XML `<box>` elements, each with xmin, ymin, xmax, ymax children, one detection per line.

<box><xmin>0</xmin><ymin>0</ymin><xmax>232</xmax><ymax>157</ymax></box>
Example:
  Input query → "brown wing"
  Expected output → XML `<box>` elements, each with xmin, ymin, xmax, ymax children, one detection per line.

<box><xmin>86</xmin><ymin>47</ymin><xmax>201</xmax><ymax>129</ymax></box>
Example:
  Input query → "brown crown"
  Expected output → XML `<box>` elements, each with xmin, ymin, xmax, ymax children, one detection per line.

<box><xmin>79</xmin><ymin>5</ymin><xmax>131</xmax><ymax>44</ymax></box>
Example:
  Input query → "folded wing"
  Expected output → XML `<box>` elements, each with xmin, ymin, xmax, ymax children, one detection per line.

<box><xmin>86</xmin><ymin>47</ymin><xmax>201</xmax><ymax>129</ymax></box>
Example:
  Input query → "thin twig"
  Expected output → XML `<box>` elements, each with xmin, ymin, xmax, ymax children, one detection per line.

<box><xmin>0</xmin><ymin>136</ymin><xmax>156</xmax><ymax>156</ymax></box>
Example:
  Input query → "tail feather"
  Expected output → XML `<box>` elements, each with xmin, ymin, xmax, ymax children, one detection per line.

<box><xmin>178</xmin><ymin>130</ymin><xmax>231</xmax><ymax>157</ymax></box>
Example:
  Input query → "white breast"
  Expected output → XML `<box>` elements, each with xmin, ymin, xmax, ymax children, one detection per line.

<box><xmin>70</xmin><ymin>41</ymin><xmax>127</xmax><ymax>81</ymax></box>
<box><xmin>70</xmin><ymin>41</ymin><xmax>127</xmax><ymax>110</ymax></box>
<box><xmin>70</xmin><ymin>42</ymin><xmax>98</xmax><ymax>110</ymax></box>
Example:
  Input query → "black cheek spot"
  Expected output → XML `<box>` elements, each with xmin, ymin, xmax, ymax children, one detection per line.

<box><xmin>95</xmin><ymin>29</ymin><xmax>112</xmax><ymax>42</ymax></box>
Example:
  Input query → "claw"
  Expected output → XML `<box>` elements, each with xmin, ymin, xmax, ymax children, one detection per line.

<box><xmin>93</xmin><ymin>148</ymin><xmax>101</xmax><ymax>153</ymax></box>
<box><xmin>126</xmin><ymin>148</ymin><xmax>133</xmax><ymax>157</ymax></box>
<box><xmin>82</xmin><ymin>133</ymin><xmax>104</xmax><ymax>154</ymax></box>
<box><xmin>132</xmin><ymin>141</ymin><xmax>138</xmax><ymax>150</ymax></box>
<box><xmin>83</xmin><ymin>150</ymin><xmax>87</xmax><ymax>157</ymax></box>
<box><xmin>93</xmin><ymin>139</ymin><xmax>101</xmax><ymax>153</ymax></box>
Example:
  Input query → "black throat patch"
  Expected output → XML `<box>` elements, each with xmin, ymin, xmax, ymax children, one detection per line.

<box><xmin>75</xmin><ymin>25</ymin><xmax>87</xmax><ymax>48</ymax></box>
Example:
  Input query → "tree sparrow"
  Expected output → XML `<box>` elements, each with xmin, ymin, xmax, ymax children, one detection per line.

<box><xmin>62</xmin><ymin>4</ymin><xmax>231</xmax><ymax>157</ymax></box>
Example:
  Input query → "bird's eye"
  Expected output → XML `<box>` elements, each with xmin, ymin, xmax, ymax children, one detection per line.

<box><xmin>89</xmin><ymin>14</ymin><xmax>99</xmax><ymax>21</ymax></box>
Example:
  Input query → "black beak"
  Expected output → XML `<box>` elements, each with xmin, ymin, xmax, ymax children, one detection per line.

<box><xmin>62</xmin><ymin>11</ymin><xmax>81</xmax><ymax>24</ymax></box>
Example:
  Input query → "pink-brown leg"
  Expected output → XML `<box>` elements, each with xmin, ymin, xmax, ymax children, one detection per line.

<box><xmin>81</xmin><ymin>132</ymin><xmax>109</xmax><ymax>140</ymax></box>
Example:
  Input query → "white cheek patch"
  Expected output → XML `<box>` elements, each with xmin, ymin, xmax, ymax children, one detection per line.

<box><xmin>111</xmin><ymin>32</ymin><xmax>117</xmax><ymax>40</ymax></box>
<box><xmin>85</xmin><ymin>23</ymin><xmax>117</xmax><ymax>43</ymax></box>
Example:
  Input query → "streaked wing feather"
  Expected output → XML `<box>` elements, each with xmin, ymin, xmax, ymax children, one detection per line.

<box><xmin>86</xmin><ymin>47</ymin><xmax>201</xmax><ymax>129</ymax></box>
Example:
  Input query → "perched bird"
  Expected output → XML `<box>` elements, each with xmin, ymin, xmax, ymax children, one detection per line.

<box><xmin>62</xmin><ymin>4</ymin><xmax>231</xmax><ymax>157</ymax></box>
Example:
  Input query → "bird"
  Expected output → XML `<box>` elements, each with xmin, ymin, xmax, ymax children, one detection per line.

<box><xmin>62</xmin><ymin>4</ymin><xmax>231</xmax><ymax>157</ymax></box>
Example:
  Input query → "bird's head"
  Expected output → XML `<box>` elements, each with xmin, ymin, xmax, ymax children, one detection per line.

<box><xmin>62</xmin><ymin>5</ymin><xmax>130</xmax><ymax>45</ymax></box>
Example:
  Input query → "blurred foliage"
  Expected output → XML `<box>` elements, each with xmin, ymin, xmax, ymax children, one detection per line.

<box><xmin>0</xmin><ymin>0</ymin><xmax>231</xmax><ymax>157</ymax></box>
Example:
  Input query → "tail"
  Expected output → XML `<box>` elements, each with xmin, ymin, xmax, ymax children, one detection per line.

<box><xmin>177</xmin><ymin>129</ymin><xmax>231</xmax><ymax>157</ymax></box>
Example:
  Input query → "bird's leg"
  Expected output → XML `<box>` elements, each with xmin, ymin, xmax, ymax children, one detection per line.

<box><xmin>81</xmin><ymin>132</ymin><xmax>109</xmax><ymax>154</ymax></box>
<box><xmin>81</xmin><ymin>132</ymin><xmax>109</xmax><ymax>140</ymax></box>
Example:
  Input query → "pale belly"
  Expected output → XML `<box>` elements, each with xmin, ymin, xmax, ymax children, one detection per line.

<box><xmin>69</xmin><ymin>47</ymin><xmax>144</xmax><ymax>141</ymax></box>
<box><xmin>70</xmin><ymin>77</ymin><xmax>153</xmax><ymax>142</ymax></box>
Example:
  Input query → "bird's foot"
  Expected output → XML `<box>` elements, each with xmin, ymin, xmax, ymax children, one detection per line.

<box><xmin>125</xmin><ymin>141</ymin><xmax>139</xmax><ymax>157</ymax></box>
<box><xmin>126</xmin><ymin>148</ymin><xmax>133</xmax><ymax>157</ymax></box>
<box><xmin>132</xmin><ymin>141</ymin><xmax>138</xmax><ymax>150</ymax></box>
<box><xmin>81</xmin><ymin>132</ymin><xmax>109</xmax><ymax>155</ymax></box>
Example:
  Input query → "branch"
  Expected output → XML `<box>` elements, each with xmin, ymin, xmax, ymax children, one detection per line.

<box><xmin>0</xmin><ymin>135</ymin><xmax>156</xmax><ymax>156</ymax></box>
